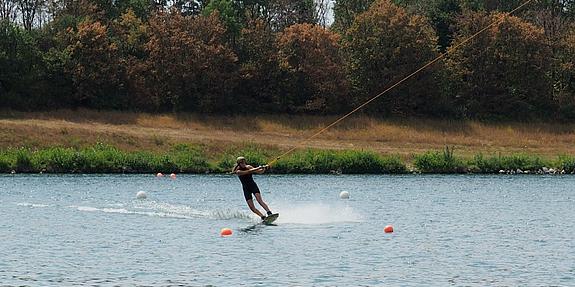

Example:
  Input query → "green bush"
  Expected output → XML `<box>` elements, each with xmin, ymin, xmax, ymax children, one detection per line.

<box><xmin>272</xmin><ymin>149</ymin><xmax>407</xmax><ymax>174</ymax></box>
<box><xmin>337</xmin><ymin>151</ymin><xmax>406</xmax><ymax>174</ymax></box>
<box><xmin>80</xmin><ymin>145</ymin><xmax>120</xmax><ymax>172</ymax></box>
<box><xmin>0</xmin><ymin>151</ymin><xmax>11</xmax><ymax>172</ymax></box>
<box><xmin>32</xmin><ymin>147</ymin><xmax>77</xmax><ymax>172</ymax></box>
<box><xmin>414</xmin><ymin>146</ymin><xmax>466</xmax><ymax>173</ymax></box>
<box><xmin>559</xmin><ymin>156</ymin><xmax>575</xmax><ymax>173</ymax></box>
<box><xmin>216</xmin><ymin>145</ymin><xmax>270</xmax><ymax>172</ymax></box>
<box><xmin>14</xmin><ymin>148</ymin><xmax>33</xmax><ymax>172</ymax></box>
<box><xmin>1</xmin><ymin>143</ymin><xmax>568</xmax><ymax>174</ymax></box>
<box><xmin>170</xmin><ymin>144</ymin><xmax>210</xmax><ymax>173</ymax></box>
<box><xmin>273</xmin><ymin>150</ymin><xmax>339</xmax><ymax>173</ymax></box>
<box><xmin>0</xmin><ymin>143</ymin><xmax>211</xmax><ymax>173</ymax></box>
<box><xmin>471</xmin><ymin>153</ymin><xmax>545</xmax><ymax>173</ymax></box>
<box><xmin>123</xmin><ymin>151</ymin><xmax>154</xmax><ymax>172</ymax></box>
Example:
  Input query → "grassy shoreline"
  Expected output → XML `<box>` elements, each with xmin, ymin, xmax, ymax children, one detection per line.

<box><xmin>1</xmin><ymin>110</ymin><xmax>575</xmax><ymax>174</ymax></box>
<box><xmin>3</xmin><ymin>109</ymin><xmax>575</xmax><ymax>159</ymax></box>
<box><xmin>1</xmin><ymin>144</ymin><xmax>574</xmax><ymax>175</ymax></box>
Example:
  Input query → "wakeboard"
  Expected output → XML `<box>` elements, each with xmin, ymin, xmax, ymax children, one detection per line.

<box><xmin>262</xmin><ymin>213</ymin><xmax>279</xmax><ymax>225</ymax></box>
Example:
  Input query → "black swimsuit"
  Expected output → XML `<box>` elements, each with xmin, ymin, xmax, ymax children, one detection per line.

<box><xmin>237</xmin><ymin>166</ymin><xmax>260</xmax><ymax>201</ymax></box>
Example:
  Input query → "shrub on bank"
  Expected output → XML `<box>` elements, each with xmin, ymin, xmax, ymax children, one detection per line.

<box><xmin>15</xmin><ymin>148</ymin><xmax>34</xmax><ymax>172</ymax></box>
<box><xmin>336</xmin><ymin>151</ymin><xmax>406</xmax><ymax>174</ymax></box>
<box><xmin>414</xmin><ymin>147</ymin><xmax>466</xmax><ymax>173</ymax></box>
<box><xmin>471</xmin><ymin>153</ymin><xmax>545</xmax><ymax>173</ymax></box>
<box><xmin>216</xmin><ymin>145</ymin><xmax>271</xmax><ymax>172</ymax></box>
<box><xmin>0</xmin><ymin>143</ymin><xmax>571</xmax><ymax>174</ymax></box>
<box><xmin>32</xmin><ymin>147</ymin><xmax>79</xmax><ymax>173</ymax></box>
<box><xmin>215</xmin><ymin>148</ymin><xmax>407</xmax><ymax>174</ymax></box>
<box><xmin>170</xmin><ymin>144</ymin><xmax>211</xmax><ymax>173</ymax></box>
<box><xmin>1</xmin><ymin>143</ymin><xmax>210</xmax><ymax>173</ymax></box>
<box><xmin>272</xmin><ymin>150</ymin><xmax>338</xmax><ymax>173</ymax></box>
<box><xmin>123</xmin><ymin>151</ymin><xmax>155</xmax><ymax>172</ymax></box>
<box><xmin>272</xmin><ymin>149</ymin><xmax>407</xmax><ymax>174</ymax></box>
<box><xmin>559</xmin><ymin>156</ymin><xmax>575</xmax><ymax>173</ymax></box>
<box><xmin>80</xmin><ymin>144</ymin><xmax>128</xmax><ymax>172</ymax></box>
<box><xmin>0</xmin><ymin>151</ymin><xmax>11</xmax><ymax>172</ymax></box>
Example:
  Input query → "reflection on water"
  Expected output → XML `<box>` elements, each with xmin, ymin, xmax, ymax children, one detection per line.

<box><xmin>1</xmin><ymin>174</ymin><xmax>574</xmax><ymax>286</ymax></box>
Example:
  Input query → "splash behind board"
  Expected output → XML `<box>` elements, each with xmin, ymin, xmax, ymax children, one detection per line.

<box><xmin>262</xmin><ymin>213</ymin><xmax>279</xmax><ymax>225</ymax></box>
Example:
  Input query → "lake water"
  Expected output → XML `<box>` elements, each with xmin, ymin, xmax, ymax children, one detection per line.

<box><xmin>1</xmin><ymin>174</ymin><xmax>574</xmax><ymax>286</ymax></box>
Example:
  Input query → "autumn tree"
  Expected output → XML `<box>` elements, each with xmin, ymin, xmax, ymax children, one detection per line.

<box><xmin>446</xmin><ymin>12</ymin><xmax>553</xmax><ymax>119</ymax></box>
<box><xmin>234</xmin><ymin>0</ymin><xmax>269</xmax><ymax>20</ymax></box>
<box><xmin>168</xmin><ymin>0</ymin><xmax>209</xmax><ymax>16</ymax></box>
<box><xmin>111</xmin><ymin>8</ymin><xmax>147</xmax><ymax>58</ymax></box>
<box><xmin>144</xmin><ymin>10</ymin><xmax>238</xmax><ymax>112</ymax></box>
<box><xmin>459</xmin><ymin>0</ymin><xmax>524</xmax><ymax>12</ymax></box>
<box><xmin>528</xmin><ymin>1</ymin><xmax>575</xmax><ymax>119</ymax></box>
<box><xmin>460</xmin><ymin>0</ymin><xmax>575</xmax><ymax>20</ymax></box>
<box><xmin>114</xmin><ymin>0</ymin><xmax>153</xmax><ymax>20</ymax></box>
<box><xmin>108</xmin><ymin>9</ymin><xmax>151</xmax><ymax>109</ymax></box>
<box><xmin>344</xmin><ymin>0</ymin><xmax>448</xmax><ymax>117</ymax></box>
<box><xmin>203</xmin><ymin>0</ymin><xmax>242</xmax><ymax>43</ymax></box>
<box><xmin>66</xmin><ymin>20</ymin><xmax>124</xmax><ymax>108</ymax></box>
<box><xmin>332</xmin><ymin>0</ymin><xmax>374</xmax><ymax>33</ymax></box>
<box><xmin>555</xmin><ymin>23</ymin><xmax>575</xmax><ymax>118</ymax></box>
<box><xmin>277</xmin><ymin>23</ymin><xmax>349</xmax><ymax>113</ymax></box>
<box><xmin>69</xmin><ymin>0</ymin><xmax>150</xmax><ymax>22</ymax></box>
<box><xmin>425</xmin><ymin>0</ymin><xmax>462</xmax><ymax>51</ymax></box>
<box><xmin>235</xmin><ymin>18</ymin><xmax>283</xmax><ymax>112</ymax></box>
<box><xmin>394</xmin><ymin>0</ymin><xmax>462</xmax><ymax>51</ymax></box>
<box><xmin>50</xmin><ymin>0</ymin><xmax>104</xmax><ymax>31</ymax></box>
<box><xmin>268</xmin><ymin>0</ymin><xmax>315</xmax><ymax>31</ymax></box>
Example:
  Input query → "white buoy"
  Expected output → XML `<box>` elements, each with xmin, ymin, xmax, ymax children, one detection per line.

<box><xmin>339</xmin><ymin>191</ymin><xmax>350</xmax><ymax>199</ymax></box>
<box><xmin>136</xmin><ymin>191</ymin><xmax>147</xmax><ymax>199</ymax></box>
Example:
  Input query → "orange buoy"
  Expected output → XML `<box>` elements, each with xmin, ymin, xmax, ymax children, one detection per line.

<box><xmin>156</xmin><ymin>172</ymin><xmax>164</xmax><ymax>177</ymax></box>
<box><xmin>220</xmin><ymin>228</ymin><xmax>233</xmax><ymax>236</ymax></box>
<box><xmin>384</xmin><ymin>225</ymin><xmax>394</xmax><ymax>233</ymax></box>
<box><xmin>170</xmin><ymin>173</ymin><xmax>177</xmax><ymax>179</ymax></box>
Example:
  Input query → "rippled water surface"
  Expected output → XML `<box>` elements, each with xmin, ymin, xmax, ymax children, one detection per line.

<box><xmin>1</xmin><ymin>174</ymin><xmax>574</xmax><ymax>286</ymax></box>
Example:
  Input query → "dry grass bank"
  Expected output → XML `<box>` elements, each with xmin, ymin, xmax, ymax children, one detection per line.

<box><xmin>1</xmin><ymin>110</ymin><xmax>574</xmax><ymax>159</ymax></box>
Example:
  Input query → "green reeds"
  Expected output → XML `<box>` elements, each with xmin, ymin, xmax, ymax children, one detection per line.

<box><xmin>559</xmin><ymin>156</ymin><xmax>575</xmax><ymax>173</ymax></box>
<box><xmin>0</xmin><ymin>150</ymin><xmax>12</xmax><ymax>172</ymax></box>
<box><xmin>271</xmin><ymin>149</ymin><xmax>407</xmax><ymax>174</ymax></box>
<box><xmin>414</xmin><ymin>146</ymin><xmax>467</xmax><ymax>173</ymax></box>
<box><xmin>215</xmin><ymin>144</ymin><xmax>273</xmax><ymax>172</ymax></box>
<box><xmin>1</xmin><ymin>143</ymin><xmax>210</xmax><ymax>173</ymax></box>
<box><xmin>169</xmin><ymin>144</ymin><xmax>211</xmax><ymax>173</ymax></box>
<box><xmin>0</xmin><ymin>143</ymin><xmax>572</xmax><ymax>174</ymax></box>
<box><xmin>414</xmin><ymin>147</ymin><xmax>561</xmax><ymax>174</ymax></box>
<box><xmin>471</xmin><ymin>153</ymin><xmax>545</xmax><ymax>173</ymax></box>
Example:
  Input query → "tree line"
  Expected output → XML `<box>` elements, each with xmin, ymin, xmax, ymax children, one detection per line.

<box><xmin>1</xmin><ymin>0</ymin><xmax>574</xmax><ymax>120</ymax></box>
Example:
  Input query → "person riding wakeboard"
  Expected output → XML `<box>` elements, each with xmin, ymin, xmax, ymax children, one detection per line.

<box><xmin>232</xmin><ymin>156</ymin><xmax>273</xmax><ymax>220</ymax></box>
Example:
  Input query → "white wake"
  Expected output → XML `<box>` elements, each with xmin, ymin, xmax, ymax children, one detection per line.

<box><xmin>273</xmin><ymin>203</ymin><xmax>362</xmax><ymax>224</ymax></box>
